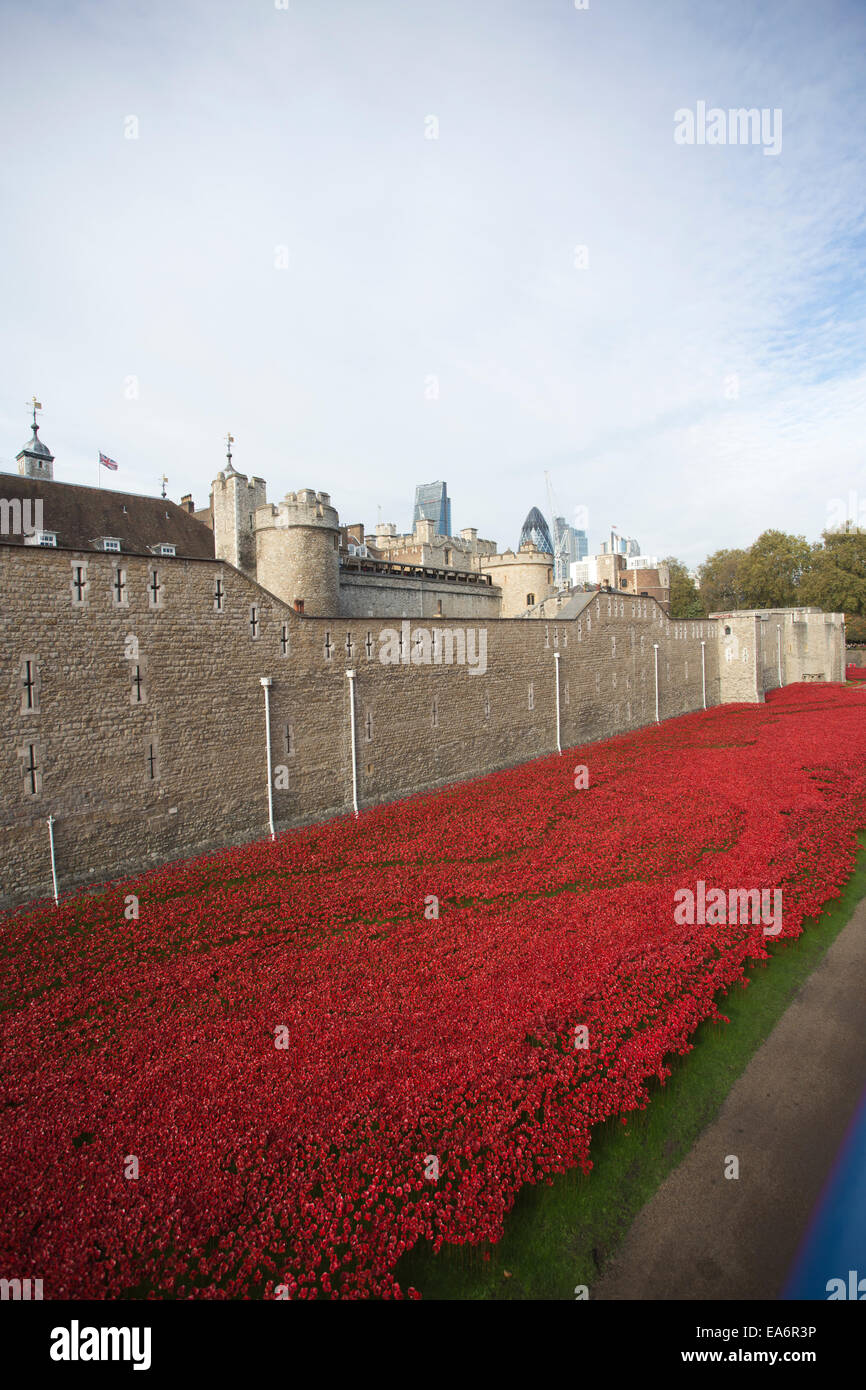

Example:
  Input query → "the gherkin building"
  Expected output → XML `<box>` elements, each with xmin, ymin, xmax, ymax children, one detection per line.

<box><xmin>518</xmin><ymin>506</ymin><xmax>554</xmax><ymax>553</ymax></box>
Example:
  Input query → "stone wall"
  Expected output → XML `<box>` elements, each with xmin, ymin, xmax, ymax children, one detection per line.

<box><xmin>338</xmin><ymin>569</ymin><xmax>502</xmax><ymax>620</ymax></box>
<box><xmin>2</xmin><ymin>546</ymin><xmax>843</xmax><ymax>909</ymax></box>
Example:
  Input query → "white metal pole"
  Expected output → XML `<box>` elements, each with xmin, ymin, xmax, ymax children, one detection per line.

<box><xmin>653</xmin><ymin>642</ymin><xmax>660</xmax><ymax>723</ymax></box>
<box><xmin>260</xmin><ymin>677</ymin><xmax>275</xmax><ymax>840</ymax></box>
<box><xmin>47</xmin><ymin>815</ymin><xmax>59</xmax><ymax>904</ymax></box>
<box><xmin>700</xmin><ymin>640</ymin><xmax>707</xmax><ymax>709</ymax></box>
<box><xmin>554</xmin><ymin>651</ymin><xmax>562</xmax><ymax>753</ymax></box>
<box><xmin>346</xmin><ymin>668</ymin><xmax>359</xmax><ymax>817</ymax></box>
<box><xmin>777</xmin><ymin>625</ymin><xmax>783</xmax><ymax>688</ymax></box>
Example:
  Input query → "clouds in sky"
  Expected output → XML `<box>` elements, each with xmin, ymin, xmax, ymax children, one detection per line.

<box><xmin>1</xmin><ymin>0</ymin><xmax>864</xmax><ymax>563</ymax></box>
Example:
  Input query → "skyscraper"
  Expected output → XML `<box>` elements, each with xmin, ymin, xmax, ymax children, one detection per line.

<box><xmin>413</xmin><ymin>481</ymin><xmax>452</xmax><ymax>536</ymax></box>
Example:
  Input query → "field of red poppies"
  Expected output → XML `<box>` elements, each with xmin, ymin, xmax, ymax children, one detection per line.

<box><xmin>2</xmin><ymin>683</ymin><xmax>865</xmax><ymax>1299</ymax></box>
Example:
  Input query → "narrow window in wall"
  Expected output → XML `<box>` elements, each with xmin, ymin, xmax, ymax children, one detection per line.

<box><xmin>346</xmin><ymin>632</ymin><xmax>354</xmax><ymax>660</ymax></box>
<box><xmin>146</xmin><ymin>740</ymin><xmax>159</xmax><ymax>781</ymax></box>
<box><xmin>131</xmin><ymin>664</ymin><xmax>146</xmax><ymax>705</ymax></box>
<box><xmin>365</xmin><ymin>630</ymin><xmax>373</xmax><ymax>659</ymax></box>
<box><xmin>284</xmin><ymin>724</ymin><xmax>294</xmax><ymax>756</ymax></box>
<box><xmin>431</xmin><ymin>698</ymin><xmax>438</xmax><ymax>729</ymax></box>
<box><xmin>578</xmin><ymin>620</ymin><xmax>582</xmax><ymax>641</ymax></box>
<box><xmin>612</xmin><ymin>670</ymin><xmax>617</xmax><ymax>689</ymax></box>
<box><xmin>611</xmin><ymin>634</ymin><xmax>616</xmax><ymax>658</ymax></box>
<box><xmin>436</xmin><ymin>599</ymin><xmax>443</xmax><ymax>617</ymax></box>
<box><xmin>249</xmin><ymin>604</ymin><xmax>259</xmax><ymax>638</ymax></box>
<box><xmin>544</xmin><ymin>625</ymin><xmax>550</xmax><ymax>648</ymax></box>
<box><xmin>21</xmin><ymin>657</ymin><xmax>39</xmax><ymax>713</ymax></box>
<box><xmin>564</xmin><ymin>682</ymin><xmax>570</xmax><ymax>707</ymax></box>
<box><xmin>324</xmin><ymin>631</ymin><xmax>332</xmax><ymax>660</ymax></box>
<box><xmin>21</xmin><ymin>742</ymin><xmax>40</xmax><ymax>797</ymax></box>
<box><xmin>214</xmin><ymin>576</ymin><xmax>225</xmax><ymax>612</ymax></box>
<box><xmin>553</xmin><ymin>627</ymin><xmax>559</xmax><ymax>647</ymax></box>
<box><xmin>587</xmin><ymin>614</ymin><xmax>592</xmax><ymax>634</ymax></box>
<box><xmin>484</xmin><ymin>690</ymin><xmax>490</xmax><ymax>719</ymax></box>
<box><xmin>280</xmin><ymin>623</ymin><xmax>289</xmax><ymax>657</ymax></box>
<box><xmin>563</xmin><ymin>628</ymin><xmax>568</xmax><ymax>647</ymax></box>
<box><xmin>526</xmin><ymin>593</ymin><xmax>535</xmax><ymax>607</ymax></box>
<box><xmin>148</xmin><ymin>569</ymin><xmax>161</xmax><ymax>609</ymax></box>
<box><xmin>528</xmin><ymin>682</ymin><xmax>534</xmax><ymax>711</ymax></box>
<box><xmin>113</xmin><ymin>566</ymin><xmax>128</xmax><ymax>608</ymax></box>
<box><xmin>70</xmin><ymin>562</ymin><xmax>88</xmax><ymax>607</ymax></box>
<box><xmin>595</xmin><ymin>671</ymin><xmax>600</xmax><ymax>695</ymax></box>
<box><xmin>685</xmin><ymin>660</ymin><xmax>689</xmax><ymax>680</ymax></box>
<box><xmin>365</xmin><ymin>711</ymin><xmax>373</xmax><ymax>742</ymax></box>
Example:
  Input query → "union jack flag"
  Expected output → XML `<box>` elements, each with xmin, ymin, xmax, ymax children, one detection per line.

<box><xmin>99</xmin><ymin>452</ymin><xmax>118</xmax><ymax>471</ymax></box>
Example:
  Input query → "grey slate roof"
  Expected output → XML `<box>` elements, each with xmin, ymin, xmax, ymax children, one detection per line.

<box><xmin>0</xmin><ymin>472</ymin><xmax>216</xmax><ymax>559</ymax></box>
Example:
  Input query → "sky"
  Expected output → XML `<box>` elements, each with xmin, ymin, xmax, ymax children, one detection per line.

<box><xmin>1</xmin><ymin>0</ymin><xmax>865</xmax><ymax>567</ymax></box>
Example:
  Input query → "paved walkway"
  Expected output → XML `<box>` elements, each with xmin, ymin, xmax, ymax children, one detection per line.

<box><xmin>594</xmin><ymin>897</ymin><xmax>866</xmax><ymax>1300</ymax></box>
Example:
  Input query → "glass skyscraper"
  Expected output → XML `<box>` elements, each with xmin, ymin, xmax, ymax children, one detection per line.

<box><xmin>413</xmin><ymin>481</ymin><xmax>452</xmax><ymax>536</ymax></box>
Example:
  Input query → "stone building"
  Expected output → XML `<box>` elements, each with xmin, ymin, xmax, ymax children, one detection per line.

<box><xmin>0</xmin><ymin>420</ymin><xmax>847</xmax><ymax>907</ymax></box>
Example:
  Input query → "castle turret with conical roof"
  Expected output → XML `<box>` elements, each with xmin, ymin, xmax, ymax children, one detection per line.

<box><xmin>17</xmin><ymin>400</ymin><xmax>54</xmax><ymax>480</ymax></box>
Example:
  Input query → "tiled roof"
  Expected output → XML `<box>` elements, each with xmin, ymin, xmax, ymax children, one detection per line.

<box><xmin>0</xmin><ymin>473</ymin><xmax>215</xmax><ymax>559</ymax></box>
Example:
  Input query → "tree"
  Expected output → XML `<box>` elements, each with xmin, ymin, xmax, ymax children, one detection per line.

<box><xmin>697</xmin><ymin>548</ymin><xmax>749</xmax><ymax>612</ymax></box>
<box><xmin>737</xmin><ymin>530</ymin><xmax>812</xmax><ymax>608</ymax></box>
<box><xmin>800</xmin><ymin>528</ymin><xmax>866</xmax><ymax>623</ymax></box>
<box><xmin>663</xmin><ymin>557</ymin><xmax>705</xmax><ymax>618</ymax></box>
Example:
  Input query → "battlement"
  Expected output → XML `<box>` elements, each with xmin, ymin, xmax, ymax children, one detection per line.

<box><xmin>266</xmin><ymin>491</ymin><xmax>340</xmax><ymax>532</ymax></box>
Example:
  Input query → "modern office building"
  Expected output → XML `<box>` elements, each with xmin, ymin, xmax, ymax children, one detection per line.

<box><xmin>413</xmin><ymin>480</ymin><xmax>452</xmax><ymax>537</ymax></box>
<box><xmin>518</xmin><ymin>506</ymin><xmax>554</xmax><ymax>553</ymax></box>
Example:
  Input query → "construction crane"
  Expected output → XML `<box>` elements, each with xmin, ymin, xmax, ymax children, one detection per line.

<box><xmin>544</xmin><ymin>470</ymin><xmax>572</xmax><ymax>590</ymax></box>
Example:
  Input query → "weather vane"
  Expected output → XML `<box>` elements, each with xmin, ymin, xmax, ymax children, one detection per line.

<box><xmin>160</xmin><ymin>474</ymin><xmax>168</xmax><ymax>499</ymax></box>
<box><xmin>226</xmin><ymin>432</ymin><xmax>234</xmax><ymax>468</ymax></box>
<box><xmin>28</xmin><ymin>396</ymin><xmax>42</xmax><ymax>430</ymax></box>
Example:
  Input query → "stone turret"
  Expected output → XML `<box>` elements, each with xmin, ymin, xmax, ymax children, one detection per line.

<box><xmin>17</xmin><ymin>421</ymin><xmax>54</xmax><ymax>481</ymax></box>
<box><xmin>255</xmin><ymin>488</ymin><xmax>341</xmax><ymax>615</ymax></box>
<box><xmin>211</xmin><ymin>465</ymin><xmax>268</xmax><ymax>579</ymax></box>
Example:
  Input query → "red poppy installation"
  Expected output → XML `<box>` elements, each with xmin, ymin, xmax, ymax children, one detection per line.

<box><xmin>1</xmin><ymin>683</ymin><xmax>865</xmax><ymax>1298</ymax></box>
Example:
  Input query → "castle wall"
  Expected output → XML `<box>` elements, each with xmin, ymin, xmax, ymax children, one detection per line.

<box><xmin>5</xmin><ymin>547</ymin><xmax>844</xmax><ymax>910</ymax></box>
<box><xmin>712</xmin><ymin>608</ymin><xmax>846</xmax><ymax>701</ymax></box>
<box><xmin>1</xmin><ymin>551</ymin><xmax>722</xmax><ymax>907</ymax></box>
<box><xmin>338</xmin><ymin>571</ymin><xmax>501</xmax><ymax>620</ymax></box>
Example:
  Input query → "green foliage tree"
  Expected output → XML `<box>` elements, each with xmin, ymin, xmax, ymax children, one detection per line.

<box><xmin>697</xmin><ymin>548</ymin><xmax>749</xmax><ymax>612</ymax></box>
<box><xmin>737</xmin><ymin>530</ymin><xmax>812</xmax><ymax>608</ymax></box>
<box><xmin>663</xmin><ymin>557</ymin><xmax>705</xmax><ymax>618</ymax></box>
<box><xmin>800</xmin><ymin>528</ymin><xmax>866</xmax><ymax>624</ymax></box>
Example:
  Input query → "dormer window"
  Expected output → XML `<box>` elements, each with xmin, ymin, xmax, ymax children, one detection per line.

<box><xmin>27</xmin><ymin>531</ymin><xmax>57</xmax><ymax>547</ymax></box>
<box><xmin>102</xmin><ymin>538</ymin><xmax>121</xmax><ymax>553</ymax></box>
<box><xmin>157</xmin><ymin>544</ymin><xmax>176</xmax><ymax>557</ymax></box>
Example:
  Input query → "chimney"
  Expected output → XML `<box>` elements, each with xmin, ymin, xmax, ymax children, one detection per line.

<box><xmin>180</xmin><ymin>494</ymin><xmax>195</xmax><ymax>514</ymax></box>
